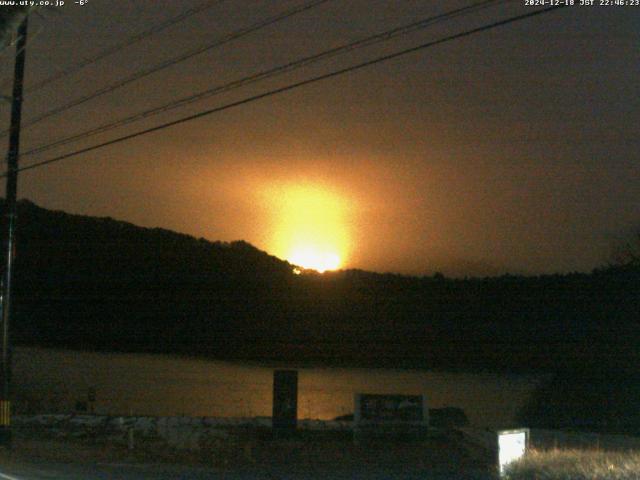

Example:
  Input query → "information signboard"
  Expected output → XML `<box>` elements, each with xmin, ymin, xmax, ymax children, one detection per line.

<box><xmin>353</xmin><ymin>393</ymin><xmax>428</xmax><ymax>443</ymax></box>
<box><xmin>356</xmin><ymin>394</ymin><xmax>426</xmax><ymax>423</ymax></box>
<box><xmin>497</xmin><ymin>428</ymin><xmax>529</xmax><ymax>476</ymax></box>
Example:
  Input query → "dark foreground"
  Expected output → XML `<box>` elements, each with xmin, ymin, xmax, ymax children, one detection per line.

<box><xmin>0</xmin><ymin>433</ymin><xmax>494</xmax><ymax>479</ymax></box>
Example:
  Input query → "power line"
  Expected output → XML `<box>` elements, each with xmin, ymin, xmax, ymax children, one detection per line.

<box><xmin>22</xmin><ymin>0</ymin><xmax>227</xmax><ymax>95</ymax></box>
<box><xmin>23</xmin><ymin>0</ymin><xmax>506</xmax><ymax>157</ymax></box>
<box><xmin>5</xmin><ymin>5</ymin><xmax>565</xmax><ymax>178</ymax></box>
<box><xmin>0</xmin><ymin>1</ymin><xmax>223</xmax><ymax>95</ymax></box>
<box><xmin>1</xmin><ymin>0</ymin><xmax>332</xmax><ymax>137</ymax></box>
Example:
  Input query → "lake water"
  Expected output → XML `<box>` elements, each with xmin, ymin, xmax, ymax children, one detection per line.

<box><xmin>13</xmin><ymin>347</ymin><xmax>545</xmax><ymax>428</ymax></box>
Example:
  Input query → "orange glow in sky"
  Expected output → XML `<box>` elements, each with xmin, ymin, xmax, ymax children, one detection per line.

<box><xmin>264</xmin><ymin>183</ymin><xmax>351</xmax><ymax>272</ymax></box>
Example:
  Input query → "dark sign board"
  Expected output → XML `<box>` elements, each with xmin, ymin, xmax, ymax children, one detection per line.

<box><xmin>272</xmin><ymin>370</ymin><xmax>298</xmax><ymax>437</ymax></box>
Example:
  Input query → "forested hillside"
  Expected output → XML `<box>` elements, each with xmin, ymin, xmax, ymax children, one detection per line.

<box><xmin>6</xmin><ymin>200</ymin><xmax>639</xmax><ymax>373</ymax></box>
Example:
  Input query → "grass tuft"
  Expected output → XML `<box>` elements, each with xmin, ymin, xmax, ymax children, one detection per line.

<box><xmin>505</xmin><ymin>448</ymin><xmax>640</xmax><ymax>480</ymax></box>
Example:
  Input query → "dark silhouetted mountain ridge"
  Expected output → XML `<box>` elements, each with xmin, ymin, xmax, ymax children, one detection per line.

<box><xmin>2</xmin><ymin>199</ymin><xmax>638</xmax><ymax>374</ymax></box>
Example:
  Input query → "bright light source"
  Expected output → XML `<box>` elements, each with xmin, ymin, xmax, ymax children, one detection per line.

<box><xmin>264</xmin><ymin>183</ymin><xmax>351</xmax><ymax>271</ymax></box>
<box><xmin>498</xmin><ymin>429</ymin><xmax>529</xmax><ymax>476</ymax></box>
<box><xmin>290</xmin><ymin>247</ymin><xmax>340</xmax><ymax>273</ymax></box>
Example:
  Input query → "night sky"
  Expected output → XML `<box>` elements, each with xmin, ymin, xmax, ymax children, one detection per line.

<box><xmin>0</xmin><ymin>0</ymin><xmax>638</xmax><ymax>276</ymax></box>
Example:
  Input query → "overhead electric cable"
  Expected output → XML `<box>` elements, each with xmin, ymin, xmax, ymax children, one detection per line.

<box><xmin>24</xmin><ymin>0</ymin><xmax>506</xmax><ymax>157</ymax></box>
<box><xmin>22</xmin><ymin>0</ymin><xmax>227</xmax><ymax>95</ymax></box>
<box><xmin>0</xmin><ymin>0</ymin><xmax>331</xmax><ymax>136</ymax></box>
<box><xmin>5</xmin><ymin>5</ymin><xmax>565</xmax><ymax>177</ymax></box>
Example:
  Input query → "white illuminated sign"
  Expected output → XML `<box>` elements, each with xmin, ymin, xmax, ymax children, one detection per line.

<box><xmin>497</xmin><ymin>428</ymin><xmax>529</xmax><ymax>476</ymax></box>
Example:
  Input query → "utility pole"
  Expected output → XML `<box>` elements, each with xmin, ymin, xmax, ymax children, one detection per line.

<box><xmin>0</xmin><ymin>17</ymin><xmax>28</xmax><ymax>448</ymax></box>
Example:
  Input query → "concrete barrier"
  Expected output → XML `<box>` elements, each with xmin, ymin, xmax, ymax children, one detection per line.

<box><xmin>13</xmin><ymin>414</ymin><xmax>353</xmax><ymax>450</ymax></box>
